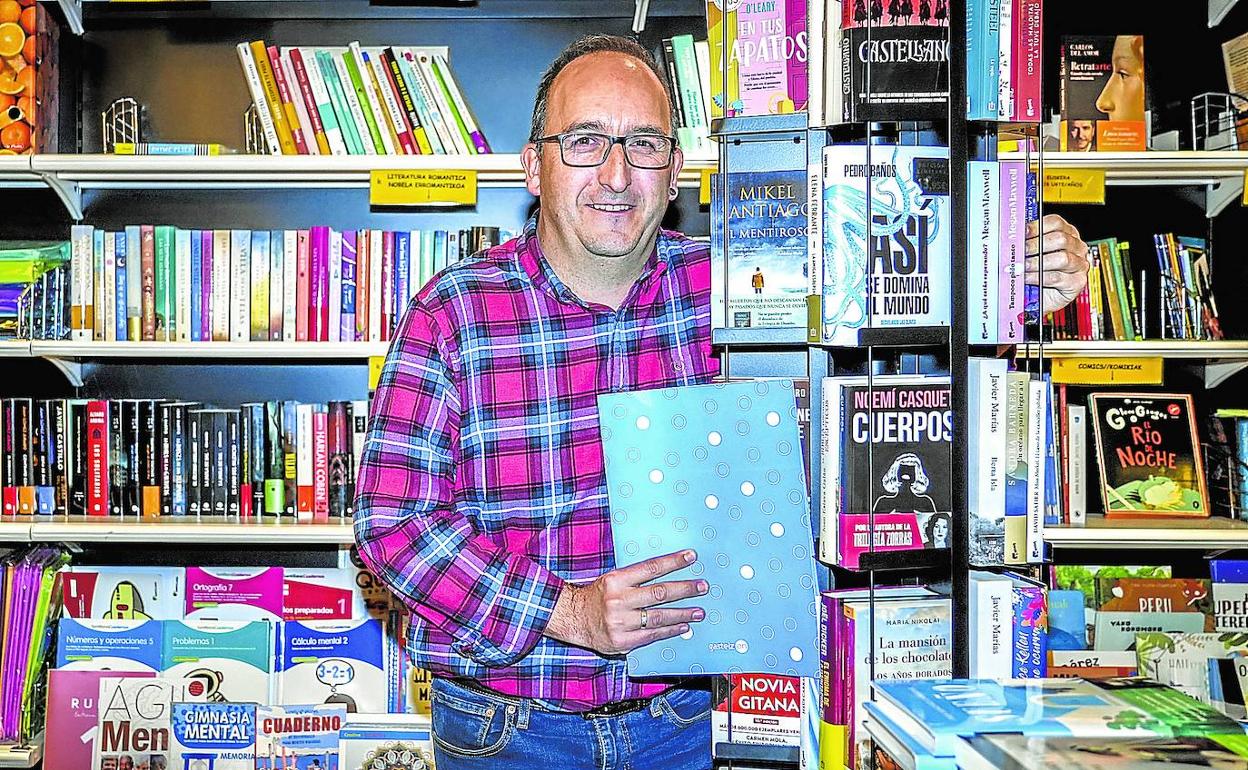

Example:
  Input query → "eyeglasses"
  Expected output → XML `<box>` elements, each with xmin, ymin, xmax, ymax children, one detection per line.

<box><xmin>534</xmin><ymin>131</ymin><xmax>676</xmax><ymax>169</ymax></box>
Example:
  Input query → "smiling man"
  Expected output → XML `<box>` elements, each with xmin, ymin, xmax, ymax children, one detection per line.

<box><xmin>355</xmin><ymin>34</ymin><xmax>1090</xmax><ymax>770</ymax></box>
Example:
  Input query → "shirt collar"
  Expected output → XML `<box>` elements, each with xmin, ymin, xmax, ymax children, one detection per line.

<box><xmin>515</xmin><ymin>212</ymin><xmax>672</xmax><ymax>308</ymax></box>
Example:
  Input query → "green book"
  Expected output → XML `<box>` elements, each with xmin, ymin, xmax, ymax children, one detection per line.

<box><xmin>317</xmin><ymin>50</ymin><xmax>364</xmax><ymax>155</ymax></box>
<box><xmin>342</xmin><ymin>49</ymin><xmax>386</xmax><ymax>154</ymax></box>
<box><xmin>1105</xmin><ymin>238</ymin><xmax>1137</xmax><ymax>341</ymax></box>
<box><xmin>428</xmin><ymin>55</ymin><xmax>475</xmax><ymax>155</ymax></box>
<box><xmin>154</xmin><ymin>225</ymin><xmax>175</xmax><ymax>341</ymax></box>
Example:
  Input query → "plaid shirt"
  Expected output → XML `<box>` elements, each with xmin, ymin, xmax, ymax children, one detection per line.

<box><xmin>354</xmin><ymin>215</ymin><xmax>717</xmax><ymax>711</ymax></box>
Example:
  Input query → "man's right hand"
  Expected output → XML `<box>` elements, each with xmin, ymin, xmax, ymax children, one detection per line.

<box><xmin>545</xmin><ymin>549</ymin><xmax>709</xmax><ymax>656</ymax></box>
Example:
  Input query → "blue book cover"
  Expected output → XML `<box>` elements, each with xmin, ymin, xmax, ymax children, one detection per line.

<box><xmin>56</xmin><ymin>618</ymin><xmax>164</xmax><ymax>672</ymax></box>
<box><xmin>598</xmin><ymin>380</ymin><xmax>818</xmax><ymax>678</ymax></box>
<box><xmin>862</xmin><ymin>702</ymin><xmax>957</xmax><ymax>770</ymax></box>
<box><xmin>433</xmin><ymin>230</ymin><xmax>447</xmax><ymax>274</ymax></box>
<box><xmin>256</xmin><ymin>704</ymin><xmax>345</xmax><ymax>769</ymax></box>
<box><xmin>1047</xmin><ymin>589</ymin><xmax>1088</xmax><ymax>650</ymax></box>
<box><xmin>819</xmin><ymin>144</ymin><xmax>951</xmax><ymax>345</ymax></box>
<box><xmin>190</xmin><ymin>230</ymin><xmax>202</xmax><ymax>342</ymax></box>
<box><xmin>276</xmin><ymin>619</ymin><xmax>390</xmax><ymax>713</ymax></box>
<box><xmin>341</xmin><ymin>231</ymin><xmax>357</xmax><ymax>342</ymax></box>
<box><xmin>114</xmin><ymin>232</ymin><xmax>128</xmax><ymax>341</ymax></box>
<box><xmin>1010</xmin><ymin>581</ymin><xmax>1047</xmax><ymax>677</ymax></box>
<box><xmin>966</xmin><ymin>0</ymin><xmax>1000</xmax><ymax>120</ymax></box>
<box><xmin>1237</xmin><ymin>418</ymin><xmax>1248</xmax><ymax>522</ymax></box>
<box><xmin>395</xmin><ymin>231</ymin><xmax>410</xmax><ymax>320</ymax></box>
<box><xmin>1212</xmin><ymin>560</ymin><xmax>1248</xmax><ymax>583</ymax></box>
<box><xmin>162</xmin><ymin>620</ymin><xmax>273</xmax><ymax>704</ymax></box>
<box><xmin>171</xmin><ymin>702</ymin><xmax>257</xmax><ymax>770</ymax></box>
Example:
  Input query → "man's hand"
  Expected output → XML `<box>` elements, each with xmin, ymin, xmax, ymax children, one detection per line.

<box><xmin>1025</xmin><ymin>214</ymin><xmax>1091</xmax><ymax>314</ymax></box>
<box><xmin>545</xmin><ymin>549</ymin><xmax>708</xmax><ymax>656</ymax></box>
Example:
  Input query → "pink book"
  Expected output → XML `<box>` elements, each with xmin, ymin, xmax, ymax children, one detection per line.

<box><xmin>199</xmin><ymin>231</ymin><xmax>213</xmax><ymax>343</ymax></box>
<box><xmin>1015</xmin><ymin>0</ymin><xmax>1042</xmax><ymax>122</ymax></box>
<box><xmin>310</xmin><ymin>226</ymin><xmax>330</xmax><ymax>342</ymax></box>
<box><xmin>267</xmin><ymin>45</ymin><xmax>309</xmax><ymax>154</ymax></box>
<box><xmin>288</xmin><ymin>49</ymin><xmax>327</xmax><ymax>146</ymax></box>
<box><xmin>296</xmin><ymin>229</ymin><xmax>311</xmax><ymax>342</ymax></box>
<box><xmin>999</xmin><ymin>160</ymin><xmax>1025</xmax><ymax>343</ymax></box>
<box><xmin>44</xmin><ymin>670</ymin><xmax>151</xmax><ymax>770</ymax></box>
<box><xmin>312</xmin><ymin>408</ymin><xmax>329</xmax><ymax>523</ymax></box>
<box><xmin>381</xmin><ymin>230</ymin><xmax>394</xmax><ymax>342</ymax></box>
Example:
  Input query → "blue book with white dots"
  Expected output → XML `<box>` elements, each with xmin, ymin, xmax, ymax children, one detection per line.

<box><xmin>598</xmin><ymin>380</ymin><xmax>819</xmax><ymax>678</ymax></box>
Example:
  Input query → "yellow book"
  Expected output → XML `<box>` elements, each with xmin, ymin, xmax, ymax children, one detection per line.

<box><xmin>249</xmin><ymin>40</ymin><xmax>298</xmax><ymax>155</ymax></box>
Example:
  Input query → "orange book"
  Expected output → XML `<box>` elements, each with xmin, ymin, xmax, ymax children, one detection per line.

<box><xmin>249</xmin><ymin>40</ymin><xmax>297</xmax><ymax>154</ymax></box>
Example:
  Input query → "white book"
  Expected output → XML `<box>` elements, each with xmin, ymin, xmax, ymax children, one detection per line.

<box><xmin>968</xmin><ymin>571</ymin><xmax>1013</xmax><ymax>679</ymax></box>
<box><xmin>1067</xmin><ymin>404</ymin><xmax>1087</xmax><ymax>525</ymax></box>
<box><xmin>822</xmin><ymin>0</ymin><xmax>845</xmax><ymax>125</ymax></box>
<box><xmin>283</xmin><ymin>231</ymin><xmax>298</xmax><ymax>342</ymax></box>
<box><xmin>444</xmin><ymin>230</ymin><xmax>458</xmax><ymax>271</ymax></box>
<box><xmin>103</xmin><ymin>231</ymin><xmax>116</xmax><ymax>342</ymax></box>
<box><xmin>349</xmin><ymin>42</ymin><xmax>397</xmax><ymax>155</ymax></box>
<box><xmin>998</xmin><ymin>0</ymin><xmax>1014</xmax><ymax>120</ymax></box>
<box><xmin>415</xmin><ymin>50</ymin><xmax>468</xmax><ymax>154</ymax></box>
<box><xmin>363</xmin><ymin>47</ymin><xmax>412</xmax><ymax>154</ymax></box>
<box><xmin>395</xmin><ymin>51</ymin><xmax>445</xmax><ymax>154</ymax></box>
<box><xmin>235</xmin><ymin>42</ymin><xmax>282</xmax><ymax>154</ymax></box>
<box><xmin>968</xmin><ymin>161</ymin><xmax>1000</xmax><ymax>344</ymax></box>
<box><xmin>175</xmin><ymin>228</ymin><xmax>192</xmax><ymax>342</ymax></box>
<box><xmin>296</xmin><ymin>403</ymin><xmax>314</xmax><ymax>522</ymax></box>
<box><xmin>279</xmin><ymin>49</ymin><xmax>320</xmax><ymax>155</ymax></box>
<box><xmin>968</xmin><ymin>357</ymin><xmax>1008</xmax><ymax>566</ymax></box>
<box><xmin>329</xmin><ymin>230</ymin><xmax>343</xmax><ymax>343</ymax></box>
<box><xmin>250</xmin><ymin>230</ymin><xmax>270</xmax><ymax>341</ymax></box>
<box><xmin>368</xmin><ymin>230</ymin><xmax>383</xmax><ymax>342</ymax></box>
<box><xmin>329</xmin><ymin>47</ymin><xmax>377</xmax><ymax>156</ymax></box>
<box><xmin>124</xmin><ymin>225</ymin><xmax>141</xmax><ymax>340</ymax></box>
<box><xmin>433</xmin><ymin>54</ymin><xmax>485</xmax><ymax>153</ymax></box>
<box><xmin>297</xmin><ymin>47</ymin><xmax>348</xmax><ymax>155</ymax></box>
<box><xmin>230</xmin><ymin>229</ymin><xmax>251</xmax><ymax>343</ymax></box>
<box><xmin>70</xmin><ymin>225</ymin><xmax>93</xmax><ymax>341</ymax></box>
<box><xmin>269</xmin><ymin>229</ymin><xmax>284</xmax><ymax>341</ymax></box>
<box><xmin>1025</xmin><ymin>378</ymin><xmax>1046</xmax><ymax>563</ymax></box>
<box><xmin>351</xmin><ymin>400</ymin><xmax>369</xmax><ymax>478</ymax></box>
<box><xmin>694</xmin><ymin>39</ymin><xmax>713</xmax><ymax>139</ymax></box>
<box><xmin>399</xmin><ymin>48</ymin><xmax>454</xmax><ymax>155</ymax></box>
<box><xmin>806</xmin><ymin>0</ymin><xmax>825</xmax><ymax>126</ymax></box>
<box><xmin>408</xmin><ymin>230</ymin><xmax>423</xmax><ymax>297</ymax></box>
<box><xmin>806</xmin><ymin>158</ymin><xmax>822</xmax><ymax>306</ymax></box>
<box><xmin>211</xmin><ymin>230</ymin><xmax>231</xmax><ymax>342</ymax></box>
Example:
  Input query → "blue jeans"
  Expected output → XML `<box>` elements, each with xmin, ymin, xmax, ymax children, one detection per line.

<box><xmin>430</xmin><ymin>677</ymin><xmax>712</xmax><ymax>770</ymax></box>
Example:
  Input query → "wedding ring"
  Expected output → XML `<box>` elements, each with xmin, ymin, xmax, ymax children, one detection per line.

<box><xmin>640</xmin><ymin>608</ymin><xmax>649</xmax><ymax>629</ymax></box>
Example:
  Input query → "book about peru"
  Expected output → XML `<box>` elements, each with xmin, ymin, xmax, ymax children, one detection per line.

<box><xmin>705</xmin><ymin>0</ymin><xmax>809</xmax><ymax>118</ymax></box>
<box><xmin>1088</xmin><ymin>393</ymin><xmax>1208</xmax><ymax>518</ymax></box>
<box><xmin>817</xmin><ymin>144</ymin><xmax>950</xmax><ymax>346</ymax></box>
<box><xmin>1060</xmin><ymin>35</ymin><xmax>1147</xmax><ymax>152</ymax></box>
<box><xmin>710</xmin><ymin>169</ymin><xmax>809</xmax><ymax>329</ymax></box>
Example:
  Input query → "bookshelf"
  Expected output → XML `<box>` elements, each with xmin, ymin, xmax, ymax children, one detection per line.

<box><xmin>1044</xmin><ymin>515</ymin><xmax>1248</xmax><ymax>549</ymax></box>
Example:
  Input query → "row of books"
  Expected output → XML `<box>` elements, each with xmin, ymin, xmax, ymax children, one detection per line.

<box><xmin>966</xmin><ymin>0</ymin><xmax>1042</xmax><ymax>121</ymax></box>
<box><xmin>67</xmin><ymin>224</ymin><xmax>509</xmax><ymax>344</ymax></box>
<box><xmin>967</xmin><ymin>159</ymin><xmax>1040</xmax><ymax>345</ymax></box>
<box><xmin>1047</xmin><ymin>234</ymin><xmax>1223</xmax><ymax>342</ymax></box>
<box><xmin>0</xmin><ymin>547</ymin><xmax>66</xmax><ymax>742</ymax></box>
<box><xmin>659</xmin><ymin>34</ymin><xmax>716</xmax><ymax>159</ymax></box>
<box><xmin>0</xmin><ymin>240</ymin><xmax>69</xmax><ymax>341</ymax></box>
<box><xmin>0</xmin><ymin>397</ymin><xmax>370</xmax><ymax>519</ymax></box>
<box><xmin>236</xmin><ymin>41</ymin><xmax>490</xmax><ymax>156</ymax></box>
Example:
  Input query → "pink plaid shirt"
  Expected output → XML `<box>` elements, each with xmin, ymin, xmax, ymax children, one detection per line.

<box><xmin>354</xmin><ymin>215</ymin><xmax>717</xmax><ymax>711</ymax></box>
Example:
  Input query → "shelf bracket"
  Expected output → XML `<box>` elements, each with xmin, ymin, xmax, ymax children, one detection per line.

<box><xmin>39</xmin><ymin>174</ymin><xmax>82</xmax><ymax>221</ymax></box>
<box><xmin>1211</xmin><ymin>0</ymin><xmax>1238</xmax><ymax>26</ymax></box>
<box><xmin>43</xmin><ymin>357</ymin><xmax>83</xmax><ymax>388</ymax></box>
<box><xmin>1207</xmin><ymin>178</ymin><xmax>1243</xmax><ymax>219</ymax></box>
<box><xmin>47</xmin><ymin>0</ymin><xmax>83</xmax><ymax>36</ymax></box>
<box><xmin>1204</xmin><ymin>360</ymin><xmax>1248</xmax><ymax>389</ymax></box>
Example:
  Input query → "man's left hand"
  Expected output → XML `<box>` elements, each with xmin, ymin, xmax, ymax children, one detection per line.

<box><xmin>1025</xmin><ymin>214</ymin><xmax>1090</xmax><ymax>314</ymax></box>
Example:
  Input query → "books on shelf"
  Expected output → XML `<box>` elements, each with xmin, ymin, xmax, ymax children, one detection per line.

<box><xmin>704</xmin><ymin>0</ymin><xmax>808</xmax><ymax>119</ymax></box>
<box><xmin>237</xmin><ymin>41</ymin><xmax>490</xmax><ymax>156</ymax></box>
<box><xmin>966</xmin><ymin>0</ymin><xmax>1042</xmax><ymax>121</ymax></box>
<box><xmin>1</xmin><ymin>240</ymin><xmax>70</xmax><ymax>342</ymax></box>
<box><xmin>959</xmin><ymin>733</ymin><xmax>1248</xmax><ymax>770</ymax></box>
<box><xmin>1059</xmin><ymin>35</ymin><xmax>1147</xmax><ymax>152</ymax></box>
<box><xmin>67</xmin><ymin>224</ymin><xmax>510</xmax><ymax>345</ymax></box>
<box><xmin>966</xmin><ymin>160</ymin><xmax>1039</xmax><ymax>345</ymax></box>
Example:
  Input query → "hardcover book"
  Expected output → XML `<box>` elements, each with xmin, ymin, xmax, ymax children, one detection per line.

<box><xmin>835</xmin><ymin>0</ymin><xmax>950</xmax><ymax>122</ymax></box>
<box><xmin>1088</xmin><ymin>393</ymin><xmax>1208</xmax><ymax>517</ymax></box>
<box><xmin>1060</xmin><ymin>36</ymin><xmax>1147</xmax><ymax>152</ymax></box>
<box><xmin>818</xmin><ymin>144</ymin><xmax>950</xmax><ymax>345</ymax></box>
<box><xmin>598</xmin><ymin>380</ymin><xmax>819</xmax><ymax>678</ymax></box>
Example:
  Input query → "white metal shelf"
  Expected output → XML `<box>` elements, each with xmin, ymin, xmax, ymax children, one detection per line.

<box><xmin>29</xmin><ymin>340</ymin><xmax>391</xmax><ymax>359</ymax></box>
<box><xmin>1045</xmin><ymin>515</ymin><xmax>1248</xmax><ymax>549</ymax></box>
<box><xmin>1018</xmin><ymin>340</ymin><xmax>1248</xmax><ymax>360</ymax></box>
<box><xmin>1017</xmin><ymin>151</ymin><xmax>1248</xmax><ymax>183</ymax></box>
<box><xmin>0</xmin><ymin>735</ymin><xmax>40</xmax><ymax>769</ymax></box>
<box><xmin>0</xmin><ymin>515</ymin><xmax>354</xmax><ymax>544</ymax></box>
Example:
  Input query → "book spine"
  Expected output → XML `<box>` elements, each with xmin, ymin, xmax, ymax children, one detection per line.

<box><xmin>236</xmin><ymin>42</ymin><xmax>282</xmax><ymax>154</ymax></box>
<box><xmin>317</xmin><ymin>49</ymin><xmax>364</xmax><ymax>155</ymax></box>
<box><xmin>331</xmin><ymin>48</ymin><xmax>377</xmax><ymax>155</ymax></box>
<box><xmin>329</xmin><ymin>229</ymin><xmax>343</xmax><ymax>343</ymax></box>
<box><xmin>152</xmin><ymin>226</ymin><xmax>172</xmax><ymax>341</ymax></box>
<box><xmin>313</xmin><ymin>407</ymin><xmax>329</xmax><ymax>522</ymax></box>
<box><xmin>341</xmin><ymin>230</ymin><xmax>358</xmax><ymax>341</ymax></box>
<box><xmin>402</xmin><ymin>49</ymin><xmax>454</xmax><ymax>154</ymax></box>
<box><xmin>328</xmin><ymin>401</ymin><xmax>351</xmax><ymax>518</ymax></box>
<box><xmin>269</xmin><ymin>229</ymin><xmax>284</xmax><ymax>341</ymax></box>
<box><xmin>283</xmin><ymin>230</ymin><xmax>298</xmax><ymax>341</ymax></box>
<box><xmin>286</xmin><ymin>47</ymin><xmax>330</xmax><ymax>154</ymax></box>
<box><xmin>367</xmin><ymin>48</ymin><xmax>416</xmax><ymax>154</ymax></box>
<box><xmin>296</xmin><ymin>229</ymin><xmax>311</xmax><ymax>342</ymax></box>
<box><xmin>383</xmin><ymin>47</ymin><xmax>431</xmax><ymax>154</ymax></box>
<box><xmin>114</xmin><ymin>231</ymin><xmax>128</xmax><ymax>341</ymax></box>
<box><xmin>1016</xmin><ymin>0</ymin><xmax>1041</xmax><ymax>121</ymax></box>
<box><xmin>250</xmin><ymin>404</ymin><xmax>265</xmax><ymax>518</ymax></box>
<box><xmin>211</xmin><ymin>230</ymin><xmax>231</xmax><ymax>342</ymax></box>
<box><xmin>86</xmin><ymin>400</ymin><xmax>109</xmax><ymax>516</ymax></box>
<box><xmin>91</xmin><ymin>229</ymin><xmax>104</xmax><ymax>341</ymax></box>
<box><xmin>52</xmin><ymin>400</ymin><xmax>69</xmax><ymax>514</ymax></box>
<box><xmin>432</xmin><ymin>54</ymin><xmax>489</xmax><ymax>153</ymax></box>
<box><xmin>997</xmin><ymin>0</ymin><xmax>1014</xmax><ymax>120</ymax></box>
<box><xmin>282</xmin><ymin>401</ymin><xmax>298</xmax><ymax>515</ymax></box>
<box><xmin>817</xmin><ymin>378</ymin><xmax>839</xmax><ymax>564</ymax></box>
<box><xmin>395</xmin><ymin>230</ymin><xmax>410</xmax><ymax>320</ymax></box>
<box><xmin>1067</xmin><ymin>404</ymin><xmax>1087</xmax><ymax>524</ymax></box>
<box><xmin>233</xmin><ymin>409</ymin><xmax>247</xmax><ymax>516</ymax></box>
<box><xmin>668</xmin><ymin>36</ymin><xmax>707</xmax><ymax>156</ymax></box>
<box><xmin>34</xmin><ymin>400</ymin><xmax>54</xmax><ymax>513</ymax></box>
<box><xmin>344</xmin><ymin>44</ymin><xmax>390</xmax><ymax>154</ymax></box>
<box><xmin>294</xmin><ymin>47</ymin><xmax>346</xmax><ymax>155</ymax></box>
<box><xmin>267</xmin><ymin>45</ymin><xmax>308</xmax><ymax>153</ymax></box>
<box><xmin>250</xmin><ymin>40</ymin><xmax>298</xmax><ymax>154</ymax></box>
<box><xmin>970</xmin><ymin>575</ymin><xmax>1012</xmax><ymax>679</ymax></box>
<box><xmin>415</xmin><ymin>51</ymin><xmax>467</xmax><ymax>154</ymax></box>
<box><xmin>1025</xmin><ymin>377</ymin><xmax>1046</xmax><ymax>563</ymax></box>
<box><xmin>172</xmin><ymin>404</ymin><xmax>187</xmax><ymax>515</ymax></box>
<box><xmin>189</xmin><ymin>230</ymin><xmax>202</xmax><ymax>342</ymax></box>
<box><xmin>0</xmin><ymin>401</ymin><xmax>13</xmax><ymax>515</ymax></box>
<box><xmin>369</xmin><ymin>230</ymin><xmax>383</xmax><ymax>342</ymax></box>
<box><xmin>175</xmin><ymin>229</ymin><xmax>191</xmax><ymax>342</ymax></box>
<box><xmin>968</xmin><ymin>161</ymin><xmax>999</xmax><ymax>343</ymax></box>
<box><xmin>395</xmin><ymin>50</ymin><xmax>444</xmax><ymax>154</ymax></box>
<box><xmin>966</xmin><ymin>0</ymin><xmax>999</xmax><ymax>119</ymax></box>
<box><xmin>999</xmin><ymin>160</ymin><xmax>1024</xmax><ymax>343</ymax></box>
<box><xmin>186</xmin><ymin>409</ymin><xmax>200</xmax><ymax>515</ymax></box>
<box><xmin>70</xmin><ymin>225</ymin><xmax>93</xmax><ymax>341</ymax></box>
<box><xmin>103</xmin><ymin>230</ymin><xmax>116</xmax><ymax>342</ymax></box>
<box><xmin>350</xmin><ymin>400</ymin><xmax>369</xmax><ymax>503</ymax></box>
<box><xmin>279</xmin><ymin>49</ymin><xmax>318</xmax><ymax>155</ymax></box>
<box><xmin>230</xmin><ymin>229</ymin><xmax>252</xmax><ymax>343</ymax></box>
<box><xmin>359</xmin><ymin>48</ymin><xmax>402</xmax><ymax>154</ymax></box>
<box><xmin>296</xmin><ymin>403</ymin><xmax>314</xmax><ymax>519</ymax></box>
<box><xmin>309</xmin><ymin>225</ymin><xmax>330</xmax><ymax>342</ymax></box>
<box><xmin>212</xmin><ymin>412</ymin><xmax>228</xmax><ymax>514</ymax></box>
<box><xmin>1004</xmin><ymin>372</ymin><xmax>1028</xmax><ymax>565</ymax></box>
<box><xmin>1010</xmin><ymin>584</ymin><xmax>1047</xmax><ymax>678</ymax></box>
<box><xmin>381</xmin><ymin>230</ymin><xmax>394</xmax><ymax>340</ymax></box>
<box><xmin>264</xmin><ymin>401</ymin><xmax>284</xmax><ymax>515</ymax></box>
<box><xmin>250</xmin><ymin>230</ymin><xmax>270</xmax><ymax>341</ymax></box>
<box><xmin>968</xmin><ymin>358</ymin><xmax>1007</xmax><ymax>566</ymax></box>
<box><xmin>199</xmin><ymin>231</ymin><xmax>212</xmax><ymax>343</ymax></box>
<box><xmin>357</xmin><ymin>231</ymin><xmax>370</xmax><ymax>340</ymax></box>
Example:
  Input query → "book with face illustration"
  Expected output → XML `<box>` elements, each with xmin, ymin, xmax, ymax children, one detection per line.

<box><xmin>1060</xmin><ymin>35</ymin><xmax>1147</xmax><ymax>152</ymax></box>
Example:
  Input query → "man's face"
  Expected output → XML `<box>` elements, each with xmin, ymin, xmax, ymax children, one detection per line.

<box><xmin>1069</xmin><ymin>120</ymin><xmax>1094</xmax><ymax>151</ymax></box>
<box><xmin>522</xmin><ymin>52</ymin><xmax>684</xmax><ymax>266</ymax></box>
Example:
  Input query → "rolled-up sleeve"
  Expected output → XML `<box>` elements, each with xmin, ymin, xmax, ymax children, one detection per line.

<box><xmin>353</xmin><ymin>300</ymin><xmax>566</xmax><ymax>667</ymax></box>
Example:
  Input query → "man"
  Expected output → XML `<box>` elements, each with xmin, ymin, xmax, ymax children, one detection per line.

<box><xmin>355</xmin><ymin>34</ymin><xmax>1090</xmax><ymax>770</ymax></box>
<box><xmin>1067</xmin><ymin>119</ymin><xmax>1096</xmax><ymax>152</ymax></box>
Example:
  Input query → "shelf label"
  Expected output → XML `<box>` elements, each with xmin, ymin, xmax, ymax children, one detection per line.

<box><xmin>1050</xmin><ymin>356</ymin><xmax>1163</xmax><ymax>385</ymax></box>
<box><xmin>1042</xmin><ymin>168</ymin><xmax>1106</xmax><ymax>204</ymax></box>
<box><xmin>700</xmin><ymin>168</ymin><xmax>714</xmax><ymax>205</ymax></box>
<box><xmin>369</xmin><ymin>356</ymin><xmax>385</xmax><ymax>392</ymax></box>
<box><xmin>370</xmin><ymin>169</ymin><xmax>477</xmax><ymax>207</ymax></box>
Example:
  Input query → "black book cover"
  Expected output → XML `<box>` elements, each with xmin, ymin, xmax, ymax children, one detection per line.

<box><xmin>170</xmin><ymin>403</ymin><xmax>188</xmax><ymax>515</ymax></box>
<box><xmin>264</xmin><ymin>401</ymin><xmax>284</xmax><ymax>516</ymax></box>
<box><xmin>159</xmin><ymin>401</ymin><xmax>173</xmax><ymax>515</ymax></box>
<box><xmin>69</xmin><ymin>401</ymin><xmax>86</xmax><ymax>516</ymax></box>
<box><xmin>328</xmin><ymin>401</ymin><xmax>352</xmax><ymax>518</ymax></box>
<box><xmin>51</xmin><ymin>399</ymin><xmax>68</xmax><ymax>514</ymax></box>
<box><xmin>211</xmin><ymin>411</ymin><xmax>228</xmax><ymax>515</ymax></box>
<box><xmin>108</xmin><ymin>399</ymin><xmax>126</xmax><ymax>516</ymax></box>
<box><xmin>187</xmin><ymin>409</ymin><xmax>202</xmax><ymax>516</ymax></box>
<box><xmin>141</xmin><ymin>400</ymin><xmax>159</xmax><ymax>517</ymax></box>
<box><xmin>1</xmin><ymin>400</ymin><xmax>13</xmax><ymax>515</ymax></box>
<box><xmin>226</xmin><ymin>411</ymin><xmax>241</xmax><ymax>516</ymax></box>
<box><xmin>15</xmin><ymin>398</ymin><xmax>32</xmax><ymax>513</ymax></box>
<box><xmin>282</xmin><ymin>401</ymin><xmax>298</xmax><ymax>516</ymax></box>
<box><xmin>237</xmin><ymin>406</ymin><xmax>251</xmax><ymax>516</ymax></box>
<box><xmin>840</xmin><ymin>12</ymin><xmax>950</xmax><ymax>122</ymax></box>
<box><xmin>246</xmin><ymin>404</ymin><xmax>265</xmax><ymax>517</ymax></box>
<box><xmin>124</xmin><ymin>399</ymin><xmax>141</xmax><ymax>515</ymax></box>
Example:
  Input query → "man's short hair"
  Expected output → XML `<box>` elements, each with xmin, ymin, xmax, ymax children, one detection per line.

<box><xmin>528</xmin><ymin>34</ymin><xmax>679</xmax><ymax>143</ymax></box>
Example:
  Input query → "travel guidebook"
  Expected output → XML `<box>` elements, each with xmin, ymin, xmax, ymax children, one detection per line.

<box><xmin>1088</xmin><ymin>393</ymin><xmax>1208</xmax><ymax>517</ymax></box>
<box><xmin>598</xmin><ymin>380</ymin><xmax>820</xmax><ymax>678</ymax></box>
<box><xmin>816</xmin><ymin>144</ymin><xmax>950</xmax><ymax>346</ymax></box>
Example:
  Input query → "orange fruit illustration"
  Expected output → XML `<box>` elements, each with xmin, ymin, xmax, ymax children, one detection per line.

<box><xmin>0</xmin><ymin>23</ymin><xmax>22</xmax><ymax>58</ymax></box>
<box><xmin>0</xmin><ymin>68</ymin><xmax>19</xmax><ymax>95</ymax></box>
<box><xmin>15</xmin><ymin>94</ymin><xmax>30</xmax><ymax>121</ymax></box>
<box><xmin>18</xmin><ymin>6</ymin><xmax>32</xmax><ymax>35</ymax></box>
<box><xmin>0</xmin><ymin>92</ymin><xmax>11</xmax><ymax>110</ymax></box>
<box><xmin>15</xmin><ymin>0</ymin><xmax>30</xmax><ymax>7</ymax></box>
<box><xmin>1</xmin><ymin>117</ymin><xmax>29</xmax><ymax>151</ymax></box>
<box><xmin>0</xmin><ymin>2</ymin><xmax>18</xmax><ymax>24</ymax></box>
<box><xmin>21</xmin><ymin>34</ymin><xmax>32</xmax><ymax>64</ymax></box>
<box><xmin>13</xmin><ymin>63</ymin><xmax>31</xmax><ymax>93</ymax></box>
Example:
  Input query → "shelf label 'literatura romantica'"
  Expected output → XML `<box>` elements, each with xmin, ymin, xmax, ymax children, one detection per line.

<box><xmin>369</xmin><ymin>169</ymin><xmax>478</xmax><ymax>207</ymax></box>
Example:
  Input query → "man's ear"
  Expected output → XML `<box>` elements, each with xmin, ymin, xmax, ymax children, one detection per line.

<box><xmin>521</xmin><ymin>143</ymin><xmax>542</xmax><ymax>197</ymax></box>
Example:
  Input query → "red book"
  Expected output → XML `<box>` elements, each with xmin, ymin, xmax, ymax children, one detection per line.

<box><xmin>357</xmin><ymin>230</ymin><xmax>369</xmax><ymax>341</ymax></box>
<box><xmin>296</xmin><ymin>404</ymin><xmax>313</xmax><ymax>518</ymax></box>
<box><xmin>310</xmin><ymin>226</ymin><xmax>330</xmax><ymax>342</ymax></box>
<box><xmin>296</xmin><ymin>229</ymin><xmax>311</xmax><ymax>342</ymax></box>
<box><xmin>288</xmin><ymin>48</ymin><xmax>329</xmax><ymax>153</ymax></box>
<box><xmin>267</xmin><ymin>45</ymin><xmax>309</xmax><ymax>154</ymax></box>
<box><xmin>312</xmin><ymin>407</ymin><xmax>329</xmax><ymax>523</ymax></box>
<box><xmin>140</xmin><ymin>225</ymin><xmax>156</xmax><ymax>341</ymax></box>
<box><xmin>380</xmin><ymin>230</ymin><xmax>394</xmax><ymax>342</ymax></box>
<box><xmin>1</xmin><ymin>400</ymin><xmax>14</xmax><ymax>516</ymax></box>
<box><xmin>44</xmin><ymin>670</ymin><xmax>152</xmax><ymax>770</ymax></box>
<box><xmin>86</xmin><ymin>400</ymin><xmax>109</xmax><ymax>516</ymax></box>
